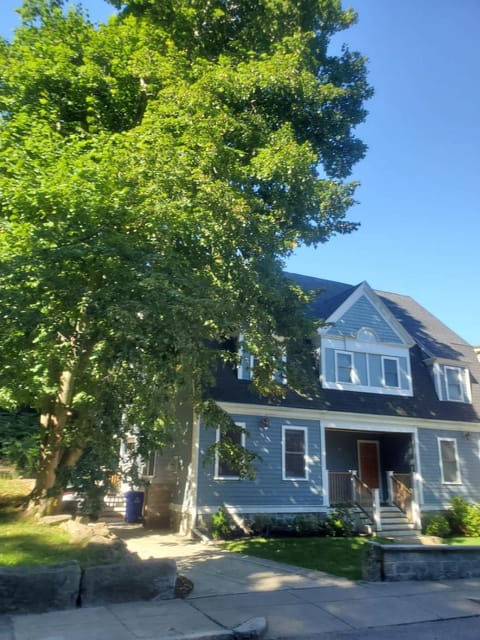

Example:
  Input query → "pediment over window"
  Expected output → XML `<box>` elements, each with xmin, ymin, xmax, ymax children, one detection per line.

<box><xmin>318</xmin><ymin>283</ymin><xmax>414</xmax><ymax>396</ymax></box>
<box><xmin>321</xmin><ymin>282</ymin><xmax>414</xmax><ymax>347</ymax></box>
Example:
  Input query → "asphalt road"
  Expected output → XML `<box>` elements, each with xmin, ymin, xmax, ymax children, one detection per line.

<box><xmin>281</xmin><ymin>615</ymin><xmax>480</xmax><ymax>640</ymax></box>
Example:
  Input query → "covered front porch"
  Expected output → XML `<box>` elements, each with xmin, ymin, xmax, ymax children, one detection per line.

<box><xmin>324</xmin><ymin>428</ymin><xmax>422</xmax><ymax>533</ymax></box>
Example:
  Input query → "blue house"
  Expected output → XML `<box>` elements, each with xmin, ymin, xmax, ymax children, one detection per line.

<box><xmin>142</xmin><ymin>274</ymin><xmax>480</xmax><ymax>536</ymax></box>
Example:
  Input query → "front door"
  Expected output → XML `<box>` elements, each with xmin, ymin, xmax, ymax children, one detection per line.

<box><xmin>358</xmin><ymin>440</ymin><xmax>380</xmax><ymax>489</ymax></box>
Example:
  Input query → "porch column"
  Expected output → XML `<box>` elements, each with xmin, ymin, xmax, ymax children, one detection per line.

<box><xmin>373</xmin><ymin>488</ymin><xmax>382</xmax><ymax>532</ymax></box>
<box><xmin>412</xmin><ymin>472</ymin><xmax>422</xmax><ymax>529</ymax></box>
<box><xmin>387</xmin><ymin>470</ymin><xmax>394</xmax><ymax>506</ymax></box>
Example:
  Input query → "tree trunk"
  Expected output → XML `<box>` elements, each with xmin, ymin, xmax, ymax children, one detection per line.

<box><xmin>32</xmin><ymin>370</ymin><xmax>77</xmax><ymax>515</ymax></box>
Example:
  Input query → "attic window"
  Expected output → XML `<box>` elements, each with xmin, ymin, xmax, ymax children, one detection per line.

<box><xmin>445</xmin><ymin>366</ymin><xmax>464</xmax><ymax>402</ymax></box>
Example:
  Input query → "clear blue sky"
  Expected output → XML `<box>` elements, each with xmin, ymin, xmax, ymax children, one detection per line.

<box><xmin>2</xmin><ymin>1</ymin><xmax>479</xmax><ymax>345</ymax></box>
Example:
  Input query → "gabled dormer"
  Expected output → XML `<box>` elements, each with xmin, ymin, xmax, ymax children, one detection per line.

<box><xmin>425</xmin><ymin>358</ymin><xmax>472</xmax><ymax>404</ymax></box>
<box><xmin>319</xmin><ymin>282</ymin><xmax>415</xmax><ymax>396</ymax></box>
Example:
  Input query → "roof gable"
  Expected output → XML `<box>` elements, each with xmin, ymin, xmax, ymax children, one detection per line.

<box><xmin>322</xmin><ymin>281</ymin><xmax>414</xmax><ymax>346</ymax></box>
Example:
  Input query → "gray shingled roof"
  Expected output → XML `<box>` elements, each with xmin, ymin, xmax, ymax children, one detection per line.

<box><xmin>211</xmin><ymin>273</ymin><xmax>480</xmax><ymax>423</ymax></box>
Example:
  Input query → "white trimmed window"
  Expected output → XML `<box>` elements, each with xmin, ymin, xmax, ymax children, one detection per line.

<box><xmin>336</xmin><ymin>351</ymin><xmax>355</xmax><ymax>384</ymax></box>
<box><xmin>215</xmin><ymin>423</ymin><xmax>246</xmax><ymax>480</ymax></box>
<box><xmin>237</xmin><ymin>336</ymin><xmax>255</xmax><ymax>381</ymax></box>
<box><xmin>438</xmin><ymin>437</ymin><xmax>461</xmax><ymax>484</ymax></box>
<box><xmin>141</xmin><ymin>451</ymin><xmax>156</xmax><ymax>477</ymax></box>
<box><xmin>282</xmin><ymin>426</ymin><xmax>308</xmax><ymax>480</ymax></box>
<box><xmin>382</xmin><ymin>356</ymin><xmax>400</xmax><ymax>388</ymax></box>
<box><xmin>445</xmin><ymin>366</ymin><xmax>465</xmax><ymax>402</ymax></box>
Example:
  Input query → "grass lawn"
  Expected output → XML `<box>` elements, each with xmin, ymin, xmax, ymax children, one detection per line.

<box><xmin>0</xmin><ymin>478</ymin><xmax>113</xmax><ymax>568</ymax></box>
<box><xmin>444</xmin><ymin>537</ymin><xmax>480</xmax><ymax>545</ymax></box>
<box><xmin>0</xmin><ymin>509</ymin><xmax>115</xmax><ymax>568</ymax></box>
<box><xmin>222</xmin><ymin>536</ymin><xmax>371</xmax><ymax>580</ymax></box>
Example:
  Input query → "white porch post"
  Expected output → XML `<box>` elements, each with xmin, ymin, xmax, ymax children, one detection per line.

<box><xmin>387</xmin><ymin>470</ymin><xmax>394</xmax><ymax>506</ymax></box>
<box><xmin>373</xmin><ymin>488</ymin><xmax>382</xmax><ymax>532</ymax></box>
<box><xmin>324</xmin><ymin>470</ymin><xmax>330</xmax><ymax>508</ymax></box>
<box><xmin>412</xmin><ymin>472</ymin><xmax>422</xmax><ymax>530</ymax></box>
<box><xmin>349</xmin><ymin>469</ymin><xmax>357</xmax><ymax>503</ymax></box>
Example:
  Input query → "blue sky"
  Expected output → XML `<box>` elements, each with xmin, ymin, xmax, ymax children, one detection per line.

<box><xmin>2</xmin><ymin>1</ymin><xmax>479</xmax><ymax>345</ymax></box>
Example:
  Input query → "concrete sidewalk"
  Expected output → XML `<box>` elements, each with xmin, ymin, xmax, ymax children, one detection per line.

<box><xmin>2</xmin><ymin>527</ymin><xmax>480</xmax><ymax>639</ymax></box>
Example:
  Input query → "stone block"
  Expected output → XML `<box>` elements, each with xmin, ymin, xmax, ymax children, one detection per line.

<box><xmin>0</xmin><ymin>561</ymin><xmax>81</xmax><ymax>614</ymax></box>
<box><xmin>80</xmin><ymin>558</ymin><xmax>176</xmax><ymax>606</ymax></box>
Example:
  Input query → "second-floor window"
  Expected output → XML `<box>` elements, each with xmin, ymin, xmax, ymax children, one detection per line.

<box><xmin>383</xmin><ymin>357</ymin><xmax>400</xmax><ymax>388</ymax></box>
<box><xmin>336</xmin><ymin>351</ymin><xmax>355</xmax><ymax>384</ymax></box>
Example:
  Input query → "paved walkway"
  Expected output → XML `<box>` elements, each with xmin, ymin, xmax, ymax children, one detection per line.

<box><xmin>2</xmin><ymin>525</ymin><xmax>480</xmax><ymax>639</ymax></box>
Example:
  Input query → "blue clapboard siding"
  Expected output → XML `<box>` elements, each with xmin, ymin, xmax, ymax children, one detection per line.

<box><xmin>325</xmin><ymin>295</ymin><xmax>402</xmax><ymax>343</ymax></box>
<box><xmin>197</xmin><ymin>414</ymin><xmax>324</xmax><ymax>510</ymax></box>
<box><xmin>418</xmin><ymin>428</ymin><xmax>480</xmax><ymax>507</ymax></box>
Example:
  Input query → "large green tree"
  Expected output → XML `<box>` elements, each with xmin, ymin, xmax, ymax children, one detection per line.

<box><xmin>0</xmin><ymin>0</ymin><xmax>372</xmax><ymax>511</ymax></box>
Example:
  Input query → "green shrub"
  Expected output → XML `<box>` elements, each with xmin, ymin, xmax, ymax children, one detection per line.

<box><xmin>448</xmin><ymin>496</ymin><xmax>469</xmax><ymax>535</ymax></box>
<box><xmin>424</xmin><ymin>514</ymin><xmax>451</xmax><ymax>537</ymax></box>
<box><xmin>211</xmin><ymin>506</ymin><xmax>232</xmax><ymax>539</ymax></box>
<box><xmin>463</xmin><ymin>503</ymin><xmax>480</xmax><ymax>536</ymax></box>
<box><xmin>324</xmin><ymin>507</ymin><xmax>354</xmax><ymax>537</ymax></box>
<box><xmin>446</xmin><ymin>496</ymin><xmax>480</xmax><ymax>537</ymax></box>
<box><xmin>292</xmin><ymin>514</ymin><xmax>323</xmax><ymax>536</ymax></box>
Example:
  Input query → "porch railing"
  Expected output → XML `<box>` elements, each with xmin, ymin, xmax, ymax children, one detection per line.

<box><xmin>328</xmin><ymin>470</ymin><xmax>381</xmax><ymax>531</ymax></box>
<box><xmin>328</xmin><ymin>472</ymin><xmax>352</xmax><ymax>504</ymax></box>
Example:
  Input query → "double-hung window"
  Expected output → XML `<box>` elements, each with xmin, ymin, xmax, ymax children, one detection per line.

<box><xmin>282</xmin><ymin>426</ymin><xmax>308</xmax><ymax>480</ymax></box>
<box><xmin>438</xmin><ymin>437</ymin><xmax>461</xmax><ymax>484</ymax></box>
<box><xmin>336</xmin><ymin>351</ymin><xmax>355</xmax><ymax>384</ymax></box>
<box><xmin>382</xmin><ymin>356</ymin><xmax>400</xmax><ymax>388</ymax></box>
<box><xmin>445</xmin><ymin>366</ymin><xmax>464</xmax><ymax>401</ymax></box>
<box><xmin>215</xmin><ymin>424</ymin><xmax>246</xmax><ymax>479</ymax></box>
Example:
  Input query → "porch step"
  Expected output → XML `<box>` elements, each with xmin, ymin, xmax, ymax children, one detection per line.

<box><xmin>379</xmin><ymin>505</ymin><xmax>421</xmax><ymax>537</ymax></box>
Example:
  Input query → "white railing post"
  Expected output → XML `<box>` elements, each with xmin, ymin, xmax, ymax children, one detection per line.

<box><xmin>412</xmin><ymin>472</ymin><xmax>422</xmax><ymax>530</ymax></box>
<box><xmin>373</xmin><ymin>488</ymin><xmax>382</xmax><ymax>532</ymax></box>
<box><xmin>387</xmin><ymin>470</ymin><xmax>394</xmax><ymax>506</ymax></box>
<box><xmin>349</xmin><ymin>470</ymin><xmax>357</xmax><ymax>503</ymax></box>
<box><xmin>325</xmin><ymin>469</ymin><xmax>330</xmax><ymax>508</ymax></box>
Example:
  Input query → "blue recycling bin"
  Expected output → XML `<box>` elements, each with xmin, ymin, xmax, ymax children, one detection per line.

<box><xmin>124</xmin><ymin>491</ymin><xmax>144</xmax><ymax>523</ymax></box>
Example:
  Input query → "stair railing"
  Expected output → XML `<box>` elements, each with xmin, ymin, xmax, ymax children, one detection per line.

<box><xmin>327</xmin><ymin>470</ymin><xmax>382</xmax><ymax>531</ymax></box>
<box><xmin>350</xmin><ymin>471</ymin><xmax>382</xmax><ymax>532</ymax></box>
<box><xmin>387</xmin><ymin>471</ymin><xmax>416</xmax><ymax>524</ymax></box>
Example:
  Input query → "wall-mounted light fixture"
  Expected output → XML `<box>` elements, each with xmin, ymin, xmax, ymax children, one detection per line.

<box><xmin>260</xmin><ymin>417</ymin><xmax>270</xmax><ymax>429</ymax></box>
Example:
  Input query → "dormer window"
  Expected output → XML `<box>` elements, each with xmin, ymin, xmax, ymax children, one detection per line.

<box><xmin>336</xmin><ymin>351</ymin><xmax>356</xmax><ymax>384</ymax></box>
<box><xmin>445</xmin><ymin>366</ymin><xmax>467</xmax><ymax>402</ymax></box>
<box><xmin>428</xmin><ymin>360</ymin><xmax>472</xmax><ymax>403</ymax></box>
<box><xmin>382</xmin><ymin>356</ymin><xmax>400</xmax><ymax>388</ymax></box>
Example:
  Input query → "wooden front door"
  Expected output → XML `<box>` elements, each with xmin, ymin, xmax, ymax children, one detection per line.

<box><xmin>358</xmin><ymin>440</ymin><xmax>380</xmax><ymax>489</ymax></box>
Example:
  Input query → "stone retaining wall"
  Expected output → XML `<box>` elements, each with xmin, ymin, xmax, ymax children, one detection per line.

<box><xmin>363</xmin><ymin>541</ymin><xmax>480</xmax><ymax>581</ymax></box>
<box><xmin>0</xmin><ymin>559</ymin><xmax>176</xmax><ymax>614</ymax></box>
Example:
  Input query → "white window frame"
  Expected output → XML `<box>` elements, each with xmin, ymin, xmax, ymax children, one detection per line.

<box><xmin>320</xmin><ymin>336</ymin><xmax>413</xmax><ymax>397</ymax></box>
<box><xmin>214</xmin><ymin>422</ymin><xmax>246</xmax><ymax>480</ymax></box>
<box><xmin>335</xmin><ymin>351</ymin><xmax>356</xmax><ymax>384</ymax></box>
<box><xmin>445</xmin><ymin>365</ymin><xmax>466</xmax><ymax>402</ymax></box>
<box><xmin>282</xmin><ymin>425</ymin><xmax>309</xmax><ymax>481</ymax></box>
<box><xmin>382</xmin><ymin>356</ymin><xmax>400</xmax><ymax>389</ymax></box>
<box><xmin>237</xmin><ymin>335</ymin><xmax>255</xmax><ymax>381</ymax></box>
<box><xmin>438</xmin><ymin>437</ymin><xmax>461</xmax><ymax>485</ymax></box>
<box><xmin>140</xmin><ymin>451</ymin><xmax>156</xmax><ymax>478</ymax></box>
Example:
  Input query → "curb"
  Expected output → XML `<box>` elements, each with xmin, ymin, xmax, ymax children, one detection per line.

<box><xmin>163</xmin><ymin>617</ymin><xmax>268</xmax><ymax>640</ymax></box>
